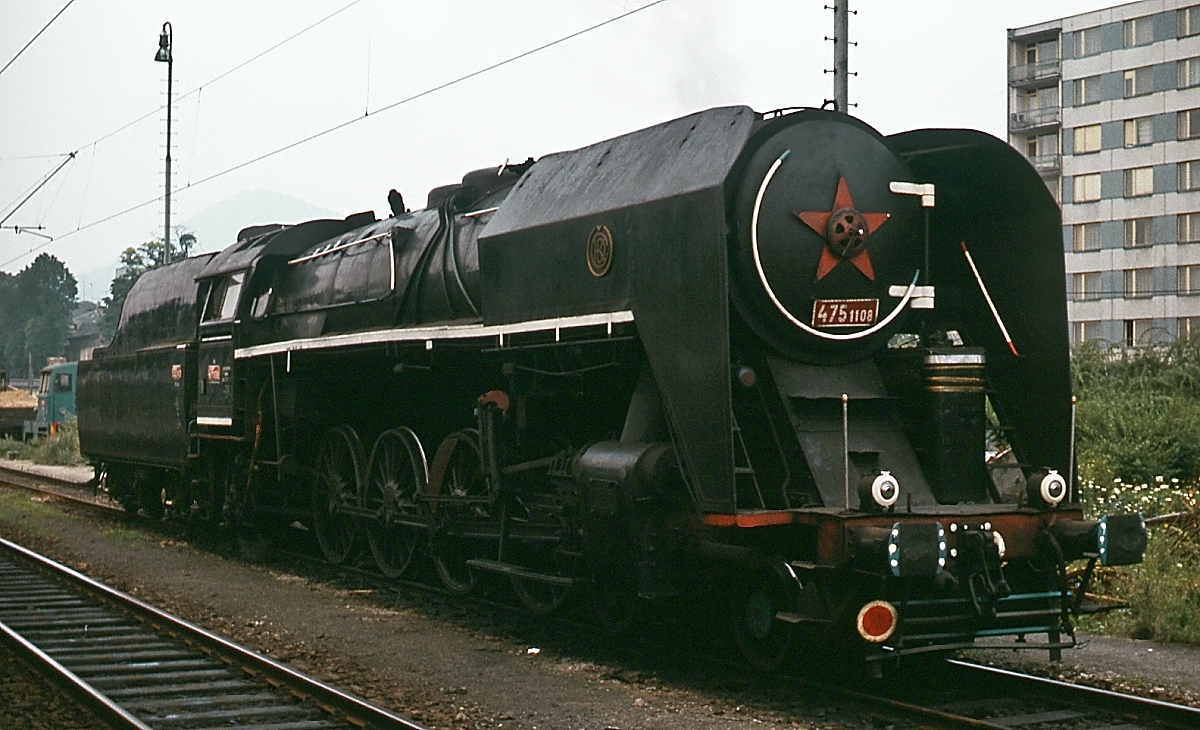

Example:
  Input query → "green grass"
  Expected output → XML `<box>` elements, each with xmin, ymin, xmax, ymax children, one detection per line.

<box><xmin>0</xmin><ymin>490</ymin><xmax>65</xmax><ymax>539</ymax></box>
<box><xmin>97</xmin><ymin>525</ymin><xmax>145</xmax><ymax>544</ymax></box>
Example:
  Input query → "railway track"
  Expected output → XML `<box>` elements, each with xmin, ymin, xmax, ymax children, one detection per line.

<box><xmin>5</xmin><ymin>461</ymin><xmax>1200</xmax><ymax>730</ymax></box>
<box><xmin>834</xmin><ymin>658</ymin><xmax>1200</xmax><ymax>729</ymax></box>
<box><xmin>0</xmin><ymin>535</ymin><xmax>425</xmax><ymax>730</ymax></box>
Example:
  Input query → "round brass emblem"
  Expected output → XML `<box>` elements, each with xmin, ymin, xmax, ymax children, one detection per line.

<box><xmin>586</xmin><ymin>225</ymin><xmax>613</xmax><ymax>278</ymax></box>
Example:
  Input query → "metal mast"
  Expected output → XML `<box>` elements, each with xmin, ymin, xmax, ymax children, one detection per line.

<box><xmin>155</xmin><ymin>23</ymin><xmax>173</xmax><ymax>265</ymax></box>
<box><xmin>834</xmin><ymin>1</ymin><xmax>849</xmax><ymax>112</ymax></box>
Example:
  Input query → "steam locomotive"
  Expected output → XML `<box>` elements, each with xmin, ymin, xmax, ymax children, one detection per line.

<box><xmin>78</xmin><ymin>106</ymin><xmax>1147</xmax><ymax>669</ymax></box>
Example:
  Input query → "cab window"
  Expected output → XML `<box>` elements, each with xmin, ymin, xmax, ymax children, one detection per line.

<box><xmin>202</xmin><ymin>272</ymin><xmax>245</xmax><ymax>322</ymax></box>
<box><xmin>54</xmin><ymin>373</ymin><xmax>72</xmax><ymax>392</ymax></box>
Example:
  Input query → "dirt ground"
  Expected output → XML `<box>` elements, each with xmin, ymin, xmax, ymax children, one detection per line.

<box><xmin>3</xmin><ymin>459</ymin><xmax>1200</xmax><ymax>729</ymax></box>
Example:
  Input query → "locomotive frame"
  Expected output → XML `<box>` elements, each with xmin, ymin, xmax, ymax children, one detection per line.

<box><xmin>78</xmin><ymin>106</ymin><xmax>1147</xmax><ymax>670</ymax></box>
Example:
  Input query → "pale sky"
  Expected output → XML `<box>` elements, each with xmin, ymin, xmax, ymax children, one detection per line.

<box><xmin>1</xmin><ymin>1</ymin><xmax>1118</xmax><ymax>299</ymax></box>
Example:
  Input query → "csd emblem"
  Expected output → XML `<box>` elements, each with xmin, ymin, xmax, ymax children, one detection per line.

<box><xmin>586</xmin><ymin>225</ymin><xmax>613</xmax><ymax>278</ymax></box>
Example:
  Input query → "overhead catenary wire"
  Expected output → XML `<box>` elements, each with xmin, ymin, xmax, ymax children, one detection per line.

<box><xmin>0</xmin><ymin>0</ymin><xmax>77</xmax><ymax>79</ymax></box>
<box><xmin>0</xmin><ymin>0</ymin><xmax>674</xmax><ymax>270</ymax></box>
<box><xmin>26</xmin><ymin>0</ymin><xmax>369</xmax><ymax>158</ymax></box>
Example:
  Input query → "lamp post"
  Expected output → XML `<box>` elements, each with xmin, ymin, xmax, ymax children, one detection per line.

<box><xmin>154</xmin><ymin>22</ymin><xmax>173</xmax><ymax>265</ymax></box>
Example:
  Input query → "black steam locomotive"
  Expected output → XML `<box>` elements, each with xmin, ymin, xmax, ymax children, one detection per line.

<box><xmin>78</xmin><ymin>107</ymin><xmax>1146</xmax><ymax>669</ymax></box>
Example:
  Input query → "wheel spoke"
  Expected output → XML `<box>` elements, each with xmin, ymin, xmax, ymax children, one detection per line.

<box><xmin>312</xmin><ymin>426</ymin><xmax>362</xmax><ymax>565</ymax></box>
<box><xmin>366</xmin><ymin>428</ymin><xmax>428</xmax><ymax>578</ymax></box>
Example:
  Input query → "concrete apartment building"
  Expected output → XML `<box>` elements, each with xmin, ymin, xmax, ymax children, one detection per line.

<box><xmin>1008</xmin><ymin>0</ymin><xmax>1200</xmax><ymax>346</ymax></box>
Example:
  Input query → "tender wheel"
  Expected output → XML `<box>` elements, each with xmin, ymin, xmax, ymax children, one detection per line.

<box><xmin>730</xmin><ymin>568</ymin><xmax>796</xmax><ymax>672</ymax></box>
<box><xmin>311</xmin><ymin>425</ymin><xmax>364</xmax><ymax>564</ymax></box>
<box><xmin>134</xmin><ymin>469</ymin><xmax>164</xmax><ymax>519</ymax></box>
<box><xmin>428</xmin><ymin>430</ymin><xmax>487</xmax><ymax>594</ymax></box>
<box><xmin>365</xmin><ymin>427</ymin><xmax>429</xmax><ymax>578</ymax></box>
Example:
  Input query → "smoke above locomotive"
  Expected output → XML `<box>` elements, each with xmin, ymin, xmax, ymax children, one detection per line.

<box><xmin>78</xmin><ymin>106</ymin><xmax>1146</xmax><ymax>671</ymax></box>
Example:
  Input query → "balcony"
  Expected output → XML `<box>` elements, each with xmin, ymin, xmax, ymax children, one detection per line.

<box><xmin>1029</xmin><ymin>153</ymin><xmax>1061</xmax><ymax>174</ymax></box>
<box><xmin>1010</xmin><ymin>106</ymin><xmax>1060</xmax><ymax>132</ymax></box>
<box><xmin>1009</xmin><ymin>59</ymin><xmax>1061</xmax><ymax>88</ymax></box>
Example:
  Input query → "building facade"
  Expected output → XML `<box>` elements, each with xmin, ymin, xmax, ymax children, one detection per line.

<box><xmin>1008</xmin><ymin>0</ymin><xmax>1200</xmax><ymax>346</ymax></box>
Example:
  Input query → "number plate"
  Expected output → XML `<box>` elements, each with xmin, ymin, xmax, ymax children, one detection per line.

<box><xmin>812</xmin><ymin>298</ymin><xmax>879</xmax><ymax>328</ymax></box>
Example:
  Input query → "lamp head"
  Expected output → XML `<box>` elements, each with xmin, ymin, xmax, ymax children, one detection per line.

<box><xmin>155</xmin><ymin>23</ymin><xmax>172</xmax><ymax>63</ymax></box>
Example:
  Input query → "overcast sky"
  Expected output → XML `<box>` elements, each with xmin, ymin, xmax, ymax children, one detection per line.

<box><xmin>1</xmin><ymin>1</ymin><xmax>1116</xmax><ymax>298</ymax></box>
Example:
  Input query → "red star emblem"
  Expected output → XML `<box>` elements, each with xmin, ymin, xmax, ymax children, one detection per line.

<box><xmin>795</xmin><ymin>177</ymin><xmax>890</xmax><ymax>281</ymax></box>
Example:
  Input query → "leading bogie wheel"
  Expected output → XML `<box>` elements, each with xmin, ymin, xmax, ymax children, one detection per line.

<box><xmin>730</xmin><ymin>568</ymin><xmax>796</xmax><ymax>672</ymax></box>
<box><xmin>311</xmin><ymin>425</ymin><xmax>364</xmax><ymax>564</ymax></box>
<box><xmin>365</xmin><ymin>427</ymin><xmax>429</xmax><ymax>578</ymax></box>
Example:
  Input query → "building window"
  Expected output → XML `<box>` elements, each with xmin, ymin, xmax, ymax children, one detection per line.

<box><xmin>1125</xmin><ymin>16</ymin><xmax>1154</xmax><ymax>46</ymax></box>
<box><xmin>1124</xmin><ymin>166</ymin><xmax>1154</xmax><ymax>197</ymax></box>
<box><xmin>1125</xmin><ymin>116</ymin><xmax>1154</xmax><ymax>147</ymax></box>
<box><xmin>1180</xmin><ymin>160</ymin><xmax>1200</xmax><ymax>191</ymax></box>
<box><xmin>1181</xmin><ymin>57</ymin><xmax>1200</xmax><ymax>88</ymax></box>
<box><xmin>1074</xmin><ymin>173</ymin><xmax>1102</xmax><ymax>202</ymax></box>
<box><xmin>1179</xmin><ymin>109</ymin><xmax>1200</xmax><ymax>140</ymax></box>
<box><xmin>1073</xmin><ymin>271</ymin><xmax>1103</xmax><ymax>300</ymax></box>
<box><xmin>1075</xmin><ymin>75</ymin><xmax>1102</xmax><ymax>105</ymax></box>
<box><xmin>1075</xmin><ymin>26</ymin><xmax>1102</xmax><ymax>56</ymax></box>
<box><xmin>1074</xmin><ymin>124</ymin><xmax>1101</xmax><ymax>154</ymax></box>
<box><xmin>1023</xmin><ymin>86</ymin><xmax>1058</xmax><ymax>111</ymax></box>
<box><xmin>1073</xmin><ymin>222</ymin><xmax>1102</xmax><ymax>251</ymax></box>
<box><xmin>1180</xmin><ymin>6</ymin><xmax>1200</xmax><ymax>37</ymax></box>
<box><xmin>1180</xmin><ymin>212</ymin><xmax>1200</xmax><ymax>242</ymax></box>
<box><xmin>1074</xmin><ymin>320</ymin><xmax>1104</xmax><ymax>344</ymax></box>
<box><xmin>1125</xmin><ymin>268</ymin><xmax>1155</xmax><ymax>298</ymax></box>
<box><xmin>1125</xmin><ymin>217</ymin><xmax>1154</xmax><ymax>248</ymax></box>
<box><xmin>1124</xmin><ymin>66</ymin><xmax>1153</xmax><ymax>97</ymax></box>
<box><xmin>1125</xmin><ymin>319</ymin><xmax>1154</xmax><ymax>347</ymax></box>
<box><xmin>1179</xmin><ymin>316</ymin><xmax>1200</xmax><ymax>341</ymax></box>
<box><xmin>1179</xmin><ymin>264</ymin><xmax>1200</xmax><ymax>295</ymax></box>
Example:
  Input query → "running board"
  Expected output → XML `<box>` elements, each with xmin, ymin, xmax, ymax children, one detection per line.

<box><xmin>465</xmin><ymin>559</ymin><xmax>575</xmax><ymax>587</ymax></box>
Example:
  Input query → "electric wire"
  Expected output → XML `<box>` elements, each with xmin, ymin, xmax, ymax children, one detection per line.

<box><xmin>76</xmin><ymin>143</ymin><xmax>97</xmax><ymax>230</ymax></box>
<box><xmin>0</xmin><ymin>0</ymin><xmax>674</xmax><ymax>269</ymax></box>
<box><xmin>0</xmin><ymin>0</ymin><xmax>77</xmax><ymax>79</ymax></box>
<box><xmin>40</xmin><ymin>0</ymin><xmax>369</xmax><ymax>156</ymax></box>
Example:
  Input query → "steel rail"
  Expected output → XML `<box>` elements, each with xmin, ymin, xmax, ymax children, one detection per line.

<box><xmin>0</xmin><ymin>462</ymin><xmax>115</xmax><ymax>512</ymax></box>
<box><xmin>0</xmin><ymin>536</ymin><xmax>426</xmax><ymax>729</ymax></box>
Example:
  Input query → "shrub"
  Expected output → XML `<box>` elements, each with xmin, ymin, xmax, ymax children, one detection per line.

<box><xmin>1074</xmin><ymin>340</ymin><xmax>1200</xmax><ymax>485</ymax></box>
<box><xmin>0</xmin><ymin>419</ymin><xmax>83</xmax><ymax>466</ymax></box>
<box><xmin>1079</xmin><ymin>477</ymin><xmax>1200</xmax><ymax>644</ymax></box>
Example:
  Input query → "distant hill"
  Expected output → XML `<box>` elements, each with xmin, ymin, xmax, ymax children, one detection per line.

<box><xmin>76</xmin><ymin>190</ymin><xmax>336</xmax><ymax>302</ymax></box>
<box><xmin>182</xmin><ymin>189</ymin><xmax>337</xmax><ymax>255</ymax></box>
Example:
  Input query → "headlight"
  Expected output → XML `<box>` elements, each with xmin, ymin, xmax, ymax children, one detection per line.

<box><xmin>1039</xmin><ymin>470</ymin><xmax>1067</xmax><ymax>505</ymax></box>
<box><xmin>871</xmin><ymin>471</ymin><xmax>899</xmax><ymax>509</ymax></box>
<box><xmin>859</xmin><ymin>471</ymin><xmax>900</xmax><ymax>511</ymax></box>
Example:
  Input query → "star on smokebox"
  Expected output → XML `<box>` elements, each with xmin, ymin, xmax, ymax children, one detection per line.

<box><xmin>795</xmin><ymin>177</ymin><xmax>890</xmax><ymax>281</ymax></box>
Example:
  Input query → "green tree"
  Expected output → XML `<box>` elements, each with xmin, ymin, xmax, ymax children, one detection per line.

<box><xmin>99</xmin><ymin>232</ymin><xmax>196</xmax><ymax>341</ymax></box>
<box><xmin>100</xmin><ymin>244</ymin><xmax>153</xmax><ymax>341</ymax></box>
<box><xmin>0</xmin><ymin>254</ymin><xmax>77</xmax><ymax>372</ymax></box>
